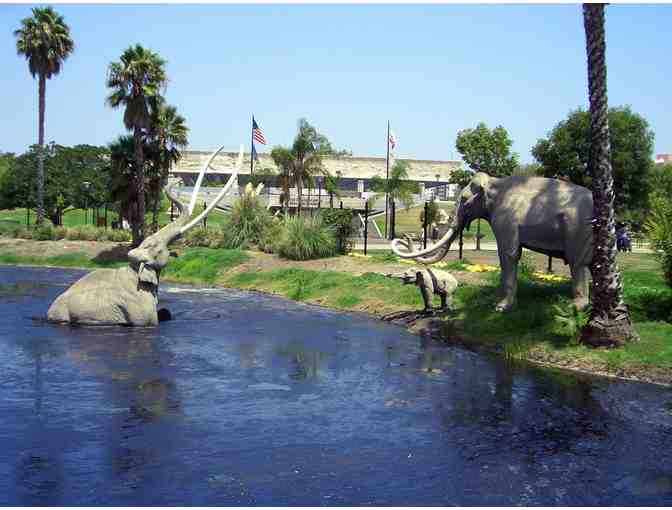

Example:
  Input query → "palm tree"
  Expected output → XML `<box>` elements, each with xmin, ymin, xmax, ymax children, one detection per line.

<box><xmin>108</xmin><ymin>135</ymin><xmax>141</xmax><ymax>230</ymax></box>
<box><xmin>368</xmin><ymin>160</ymin><xmax>420</xmax><ymax>239</ymax></box>
<box><xmin>14</xmin><ymin>7</ymin><xmax>74</xmax><ymax>225</ymax></box>
<box><xmin>106</xmin><ymin>44</ymin><xmax>167</xmax><ymax>246</ymax></box>
<box><xmin>580</xmin><ymin>3</ymin><xmax>638</xmax><ymax>347</ymax></box>
<box><xmin>323</xmin><ymin>170</ymin><xmax>342</xmax><ymax>209</ymax></box>
<box><xmin>270</xmin><ymin>121</ymin><xmax>325</xmax><ymax>216</ymax></box>
<box><xmin>147</xmin><ymin>101</ymin><xmax>189</xmax><ymax>231</ymax></box>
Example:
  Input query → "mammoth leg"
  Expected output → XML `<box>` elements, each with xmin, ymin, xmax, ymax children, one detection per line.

<box><xmin>570</xmin><ymin>265</ymin><xmax>590</xmax><ymax>311</ymax></box>
<box><xmin>416</xmin><ymin>274</ymin><xmax>433</xmax><ymax>311</ymax></box>
<box><xmin>496</xmin><ymin>249</ymin><xmax>519</xmax><ymax>312</ymax></box>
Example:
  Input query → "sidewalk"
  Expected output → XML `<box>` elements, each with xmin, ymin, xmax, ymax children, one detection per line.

<box><xmin>350</xmin><ymin>238</ymin><xmax>653</xmax><ymax>254</ymax></box>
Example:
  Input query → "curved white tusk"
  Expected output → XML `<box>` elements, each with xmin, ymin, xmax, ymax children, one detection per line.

<box><xmin>188</xmin><ymin>143</ymin><xmax>227</xmax><ymax>215</ymax></box>
<box><xmin>390</xmin><ymin>228</ymin><xmax>455</xmax><ymax>259</ymax></box>
<box><xmin>180</xmin><ymin>145</ymin><xmax>244</xmax><ymax>234</ymax></box>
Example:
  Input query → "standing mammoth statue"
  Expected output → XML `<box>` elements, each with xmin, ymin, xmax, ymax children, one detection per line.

<box><xmin>47</xmin><ymin>145</ymin><xmax>244</xmax><ymax>326</ymax></box>
<box><xmin>392</xmin><ymin>173</ymin><xmax>594</xmax><ymax>312</ymax></box>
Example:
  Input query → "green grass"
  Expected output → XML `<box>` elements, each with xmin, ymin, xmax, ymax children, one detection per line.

<box><xmin>162</xmin><ymin>248</ymin><xmax>249</xmax><ymax>284</ymax></box>
<box><xmin>225</xmin><ymin>268</ymin><xmax>424</xmax><ymax>309</ymax></box>
<box><xmin>0</xmin><ymin>205</ymin><xmax>229</xmax><ymax>231</ymax></box>
<box><xmin>0</xmin><ymin>252</ymin><xmax>126</xmax><ymax>269</ymax></box>
<box><xmin>452</xmin><ymin>262</ymin><xmax>672</xmax><ymax>373</ymax></box>
<box><xmin>373</xmin><ymin>203</ymin><xmax>495</xmax><ymax>242</ymax></box>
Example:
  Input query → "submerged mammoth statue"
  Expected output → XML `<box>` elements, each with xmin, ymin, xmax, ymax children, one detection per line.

<box><xmin>47</xmin><ymin>145</ymin><xmax>244</xmax><ymax>326</ymax></box>
<box><xmin>392</xmin><ymin>173</ymin><xmax>594</xmax><ymax>312</ymax></box>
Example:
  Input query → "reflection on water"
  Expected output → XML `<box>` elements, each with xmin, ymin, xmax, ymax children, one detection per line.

<box><xmin>0</xmin><ymin>266</ymin><xmax>671</xmax><ymax>506</ymax></box>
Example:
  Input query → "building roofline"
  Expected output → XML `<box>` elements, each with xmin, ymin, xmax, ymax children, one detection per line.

<box><xmin>182</xmin><ymin>149</ymin><xmax>461</xmax><ymax>165</ymax></box>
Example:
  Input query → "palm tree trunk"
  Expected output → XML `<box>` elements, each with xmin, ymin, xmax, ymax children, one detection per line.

<box><xmin>580</xmin><ymin>3</ymin><xmax>637</xmax><ymax>347</ymax></box>
<box><xmin>36</xmin><ymin>73</ymin><xmax>46</xmax><ymax>226</ymax></box>
<box><xmin>132</xmin><ymin>127</ymin><xmax>145</xmax><ymax>247</ymax></box>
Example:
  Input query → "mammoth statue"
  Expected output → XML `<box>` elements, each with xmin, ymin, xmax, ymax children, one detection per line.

<box><xmin>393</xmin><ymin>267</ymin><xmax>458</xmax><ymax>311</ymax></box>
<box><xmin>47</xmin><ymin>145</ymin><xmax>244</xmax><ymax>326</ymax></box>
<box><xmin>392</xmin><ymin>173</ymin><xmax>594</xmax><ymax>312</ymax></box>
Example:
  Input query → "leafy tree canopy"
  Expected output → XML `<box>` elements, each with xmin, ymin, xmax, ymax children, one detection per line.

<box><xmin>531</xmin><ymin>106</ymin><xmax>654</xmax><ymax>213</ymax></box>
<box><xmin>0</xmin><ymin>144</ymin><xmax>110</xmax><ymax>224</ymax></box>
<box><xmin>455</xmin><ymin>122</ymin><xmax>519</xmax><ymax>177</ymax></box>
<box><xmin>448</xmin><ymin>167</ymin><xmax>474</xmax><ymax>190</ymax></box>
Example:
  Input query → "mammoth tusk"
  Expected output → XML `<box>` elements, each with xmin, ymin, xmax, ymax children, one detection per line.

<box><xmin>180</xmin><ymin>145</ymin><xmax>244</xmax><ymax>234</ymax></box>
<box><xmin>390</xmin><ymin>228</ymin><xmax>456</xmax><ymax>261</ymax></box>
<box><xmin>188</xmin><ymin>143</ymin><xmax>228</xmax><ymax>215</ymax></box>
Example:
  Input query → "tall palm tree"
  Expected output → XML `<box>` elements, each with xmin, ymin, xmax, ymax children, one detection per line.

<box><xmin>270</xmin><ymin>122</ymin><xmax>324</xmax><ymax>216</ymax></box>
<box><xmin>368</xmin><ymin>160</ymin><xmax>420</xmax><ymax>240</ymax></box>
<box><xmin>108</xmin><ymin>135</ymin><xmax>140</xmax><ymax>230</ymax></box>
<box><xmin>323</xmin><ymin>170</ymin><xmax>342</xmax><ymax>209</ymax></box>
<box><xmin>106</xmin><ymin>44</ymin><xmax>167</xmax><ymax>246</ymax></box>
<box><xmin>14</xmin><ymin>7</ymin><xmax>74</xmax><ymax>225</ymax></box>
<box><xmin>147</xmin><ymin>101</ymin><xmax>189</xmax><ymax>231</ymax></box>
<box><xmin>580</xmin><ymin>3</ymin><xmax>637</xmax><ymax>347</ymax></box>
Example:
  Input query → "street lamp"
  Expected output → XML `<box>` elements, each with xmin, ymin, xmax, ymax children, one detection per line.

<box><xmin>82</xmin><ymin>181</ymin><xmax>91</xmax><ymax>225</ymax></box>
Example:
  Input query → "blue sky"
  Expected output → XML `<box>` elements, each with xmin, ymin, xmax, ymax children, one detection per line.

<box><xmin>2</xmin><ymin>3</ymin><xmax>670</xmax><ymax>162</ymax></box>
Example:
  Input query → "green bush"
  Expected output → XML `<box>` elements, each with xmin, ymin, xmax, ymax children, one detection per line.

<box><xmin>276</xmin><ymin>215</ymin><xmax>337</xmax><ymax>260</ymax></box>
<box><xmin>109</xmin><ymin>229</ymin><xmax>131</xmax><ymax>242</ymax></box>
<box><xmin>220</xmin><ymin>189</ymin><xmax>273</xmax><ymax>249</ymax></box>
<box><xmin>321</xmin><ymin>209</ymin><xmax>354</xmax><ymax>254</ymax></box>
<box><xmin>33</xmin><ymin>225</ymin><xmax>56</xmax><ymax>241</ymax></box>
<box><xmin>519</xmin><ymin>252</ymin><xmax>537</xmax><ymax>277</ymax></box>
<box><xmin>17</xmin><ymin>228</ymin><xmax>33</xmax><ymax>240</ymax></box>
<box><xmin>183</xmin><ymin>227</ymin><xmax>213</xmax><ymax>248</ymax></box>
<box><xmin>258</xmin><ymin>219</ymin><xmax>284</xmax><ymax>254</ymax></box>
<box><xmin>53</xmin><ymin>226</ymin><xmax>67</xmax><ymax>240</ymax></box>
<box><xmin>646</xmin><ymin>194</ymin><xmax>672</xmax><ymax>288</ymax></box>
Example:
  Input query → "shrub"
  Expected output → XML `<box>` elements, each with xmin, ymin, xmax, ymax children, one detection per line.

<box><xmin>646</xmin><ymin>193</ymin><xmax>672</xmax><ymax>288</ymax></box>
<box><xmin>183</xmin><ymin>227</ymin><xmax>213</xmax><ymax>248</ymax></box>
<box><xmin>17</xmin><ymin>228</ymin><xmax>33</xmax><ymax>240</ymax></box>
<box><xmin>321</xmin><ymin>209</ymin><xmax>354</xmax><ymax>254</ymax></box>
<box><xmin>276</xmin><ymin>215</ymin><xmax>337</xmax><ymax>260</ymax></box>
<box><xmin>109</xmin><ymin>229</ymin><xmax>131</xmax><ymax>243</ymax></box>
<box><xmin>519</xmin><ymin>252</ymin><xmax>537</xmax><ymax>278</ymax></box>
<box><xmin>53</xmin><ymin>226</ymin><xmax>67</xmax><ymax>240</ymax></box>
<box><xmin>258</xmin><ymin>219</ymin><xmax>284</xmax><ymax>254</ymax></box>
<box><xmin>33</xmin><ymin>225</ymin><xmax>55</xmax><ymax>241</ymax></box>
<box><xmin>221</xmin><ymin>187</ymin><xmax>273</xmax><ymax>249</ymax></box>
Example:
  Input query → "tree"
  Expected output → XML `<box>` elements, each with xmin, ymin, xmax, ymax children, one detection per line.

<box><xmin>455</xmin><ymin>122</ymin><xmax>519</xmax><ymax>177</ymax></box>
<box><xmin>0</xmin><ymin>144</ymin><xmax>110</xmax><ymax>225</ymax></box>
<box><xmin>108</xmin><ymin>135</ymin><xmax>143</xmax><ymax>229</ymax></box>
<box><xmin>322</xmin><ymin>170</ymin><xmax>342</xmax><ymax>209</ymax></box>
<box><xmin>147</xmin><ymin>101</ymin><xmax>189</xmax><ymax>231</ymax></box>
<box><xmin>579</xmin><ymin>3</ymin><xmax>637</xmax><ymax>347</ymax></box>
<box><xmin>14</xmin><ymin>6</ymin><xmax>74</xmax><ymax>225</ymax></box>
<box><xmin>531</xmin><ymin>106</ymin><xmax>654</xmax><ymax>214</ymax></box>
<box><xmin>368</xmin><ymin>160</ymin><xmax>420</xmax><ymax>239</ymax></box>
<box><xmin>448</xmin><ymin>167</ymin><xmax>474</xmax><ymax>190</ymax></box>
<box><xmin>270</xmin><ymin>119</ymin><xmax>333</xmax><ymax>215</ymax></box>
<box><xmin>106</xmin><ymin>44</ymin><xmax>167</xmax><ymax>246</ymax></box>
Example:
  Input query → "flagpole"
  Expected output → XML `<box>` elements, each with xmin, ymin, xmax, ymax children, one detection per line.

<box><xmin>250</xmin><ymin>115</ymin><xmax>255</xmax><ymax>177</ymax></box>
<box><xmin>385</xmin><ymin>120</ymin><xmax>390</xmax><ymax>240</ymax></box>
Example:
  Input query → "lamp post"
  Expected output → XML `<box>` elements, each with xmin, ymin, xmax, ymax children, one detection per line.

<box><xmin>82</xmin><ymin>181</ymin><xmax>91</xmax><ymax>225</ymax></box>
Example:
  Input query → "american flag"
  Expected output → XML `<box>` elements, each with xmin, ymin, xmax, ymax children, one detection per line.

<box><xmin>252</xmin><ymin>118</ymin><xmax>267</xmax><ymax>145</ymax></box>
<box><xmin>389</xmin><ymin>130</ymin><xmax>396</xmax><ymax>151</ymax></box>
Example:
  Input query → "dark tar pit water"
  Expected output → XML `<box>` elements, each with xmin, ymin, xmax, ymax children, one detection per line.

<box><xmin>1</xmin><ymin>266</ymin><xmax>672</xmax><ymax>506</ymax></box>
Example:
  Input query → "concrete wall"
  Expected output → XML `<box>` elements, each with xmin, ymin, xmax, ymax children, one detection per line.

<box><xmin>173</xmin><ymin>149</ymin><xmax>461</xmax><ymax>183</ymax></box>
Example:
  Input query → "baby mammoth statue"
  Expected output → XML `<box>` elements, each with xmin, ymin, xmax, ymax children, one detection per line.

<box><xmin>398</xmin><ymin>267</ymin><xmax>459</xmax><ymax>311</ymax></box>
